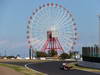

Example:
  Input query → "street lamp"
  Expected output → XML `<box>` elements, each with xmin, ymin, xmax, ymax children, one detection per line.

<box><xmin>97</xmin><ymin>14</ymin><xmax>100</xmax><ymax>57</ymax></box>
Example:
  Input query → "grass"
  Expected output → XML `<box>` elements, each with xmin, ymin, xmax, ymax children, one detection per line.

<box><xmin>0</xmin><ymin>59</ymin><xmax>58</xmax><ymax>75</ymax></box>
<box><xmin>0</xmin><ymin>63</ymin><xmax>46</xmax><ymax>75</ymax></box>
<box><xmin>67</xmin><ymin>62</ymin><xmax>100</xmax><ymax>73</ymax></box>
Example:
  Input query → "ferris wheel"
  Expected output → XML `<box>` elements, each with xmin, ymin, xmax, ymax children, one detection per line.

<box><xmin>27</xmin><ymin>3</ymin><xmax>78</xmax><ymax>53</ymax></box>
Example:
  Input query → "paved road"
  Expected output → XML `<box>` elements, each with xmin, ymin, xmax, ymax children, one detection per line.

<box><xmin>1</xmin><ymin>61</ymin><xmax>99</xmax><ymax>75</ymax></box>
<box><xmin>27</xmin><ymin>61</ymin><xmax>99</xmax><ymax>75</ymax></box>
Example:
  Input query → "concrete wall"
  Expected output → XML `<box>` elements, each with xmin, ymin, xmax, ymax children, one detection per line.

<box><xmin>78</xmin><ymin>61</ymin><xmax>100</xmax><ymax>69</ymax></box>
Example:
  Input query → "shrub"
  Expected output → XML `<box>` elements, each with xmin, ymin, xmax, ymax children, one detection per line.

<box><xmin>48</xmin><ymin>49</ymin><xmax>58</xmax><ymax>57</ymax></box>
<box><xmin>36</xmin><ymin>51</ymin><xmax>47</xmax><ymax>57</ymax></box>
<box><xmin>60</xmin><ymin>53</ymin><xmax>70</xmax><ymax>60</ymax></box>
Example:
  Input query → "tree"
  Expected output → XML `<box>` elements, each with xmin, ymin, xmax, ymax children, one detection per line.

<box><xmin>36</xmin><ymin>51</ymin><xmax>47</xmax><ymax>57</ymax></box>
<box><xmin>48</xmin><ymin>49</ymin><xmax>58</xmax><ymax>57</ymax></box>
<box><xmin>48</xmin><ymin>50</ymin><xmax>58</xmax><ymax>57</ymax></box>
<box><xmin>69</xmin><ymin>52</ymin><xmax>75</xmax><ymax>58</ymax></box>
<box><xmin>68</xmin><ymin>51</ymin><xmax>78</xmax><ymax>58</ymax></box>
<box><xmin>60</xmin><ymin>53</ymin><xmax>70</xmax><ymax>60</ymax></box>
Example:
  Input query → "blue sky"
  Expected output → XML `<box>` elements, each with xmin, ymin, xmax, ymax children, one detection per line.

<box><xmin>0</xmin><ymin>0</ymin><xmax>100</xmax><ymax>57</ymax></box>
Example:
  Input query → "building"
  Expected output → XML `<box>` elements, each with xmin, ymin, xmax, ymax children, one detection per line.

<box><xmin>82</xmin><ymin>45</ymin><xmax>100</xmax><ymax>62</ymax></box>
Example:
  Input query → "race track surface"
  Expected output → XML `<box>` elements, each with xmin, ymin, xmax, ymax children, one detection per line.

<box><xmin>26</xmin><ymin>61</ymin><xmax>99</xmax><ymax>75</ymax></box>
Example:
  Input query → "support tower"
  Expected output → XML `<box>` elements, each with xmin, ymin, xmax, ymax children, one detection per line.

<box><xmin>41</xmin><ymin>31</ymin><xmax>63</xmax><ymax>52</ymax></box>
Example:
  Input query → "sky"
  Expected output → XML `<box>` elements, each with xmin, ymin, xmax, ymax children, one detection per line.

<box><xmin>0</xmin><ymin>0</ymin><xmax>100</xmax><ymax>57</ymax></box>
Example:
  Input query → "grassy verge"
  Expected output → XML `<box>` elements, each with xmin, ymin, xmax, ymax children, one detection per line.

<box><xmin>0</xmin><ymin>59</ymin><xmax>58</xmax><ymax>75</ymax></box>
<box><xmin>0</xmin><ymin>63</ymin><xmax>45</xmax><ymax>75</ymax></box>
<box><xmin>68</xmin><ymin>63</ymin><xmax>100</xmax><ymax>73</ymax></box>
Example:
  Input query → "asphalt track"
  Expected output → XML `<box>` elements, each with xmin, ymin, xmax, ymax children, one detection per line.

<box><xmin>26</xmin><ymin>61</ymin><xmax>99</xmax><ymax>75</ymax></box>
<box><xmin>1</xmin><ymin>61</ymin><xmax>99</xmax><ymax>75</ymax></box>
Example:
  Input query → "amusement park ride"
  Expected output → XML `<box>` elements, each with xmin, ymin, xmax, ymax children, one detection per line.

<box><xmin>27</xmin><ymin>3</ymin><xmax>78</xmax><ymax>59</ymax></box>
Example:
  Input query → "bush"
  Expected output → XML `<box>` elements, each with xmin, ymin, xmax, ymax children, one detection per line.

<box><xmin>60</xmin><ymin>53</ymin><xmax>70</xmax><ymax>60</ymax></box>
<box><xmin>48</xmin><ymin>49</ymin><xmax>58</xmax><ymax>57</ymax></box>
<box><xmin>36</xmin><ymin>51</ymin><xmax>47</xmax><ymax>57</ymax></box>
<box><xmin>6</xmin><ymin>56</ymin><xmax>16</xmax><ymax>59</ymax></box>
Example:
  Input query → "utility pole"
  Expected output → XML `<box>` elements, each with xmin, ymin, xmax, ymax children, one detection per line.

<box><xmin>97</xmin><ymin>14</ymin><xmax>100</xmax><ymax>57</ymax></box>
<box><xmin>5</xmin><ymin>50</ymin><xmax>6</xmax><ymax>56</ymax></box>
<box><xmin>29</xmin><ymin>48</ymin><xmax>31</xmax><ymax>59</ymax></box>
<box><xmin>0</xmin><ymin>50</ymin><xmax>1</xmax><ymax>56</ymax></box>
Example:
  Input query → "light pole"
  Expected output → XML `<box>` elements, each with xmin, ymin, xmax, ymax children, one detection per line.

<box><xmin>97</xmin><ymin>14</ymin><xmax>100</xmax><ymax>57</ymax></box>
<box><xmin>5</xmin><ymin>50</ymin><xmax>6</xmax><ymax>57</ymax></box>
<box><xmin>0</xmin><ymin>50</ymin><xmax>1</xmax><ymax>57</ymax></box>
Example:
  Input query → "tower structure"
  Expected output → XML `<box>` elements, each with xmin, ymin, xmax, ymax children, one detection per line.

<box><xmin>41</xmin><ymin>30</ymin><xmax>63</xmax><ymax>52</ymax></box>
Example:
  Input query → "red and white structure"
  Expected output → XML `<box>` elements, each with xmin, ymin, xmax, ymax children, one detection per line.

<box><xmin>41</xmin><ymin>30</ymin><xmax>64</xmax><ymax>52</ymax></box>
<box><xmin>27</xmin><ymin>3</ymin><xmax>78</xmax><ymax>59</ymax></box>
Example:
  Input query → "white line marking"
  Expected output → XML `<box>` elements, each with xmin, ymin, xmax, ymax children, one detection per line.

<box><xmin>24</xmin><ymin>63</ymin><xmax>48</xmax><ymax>75</ymax></box>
